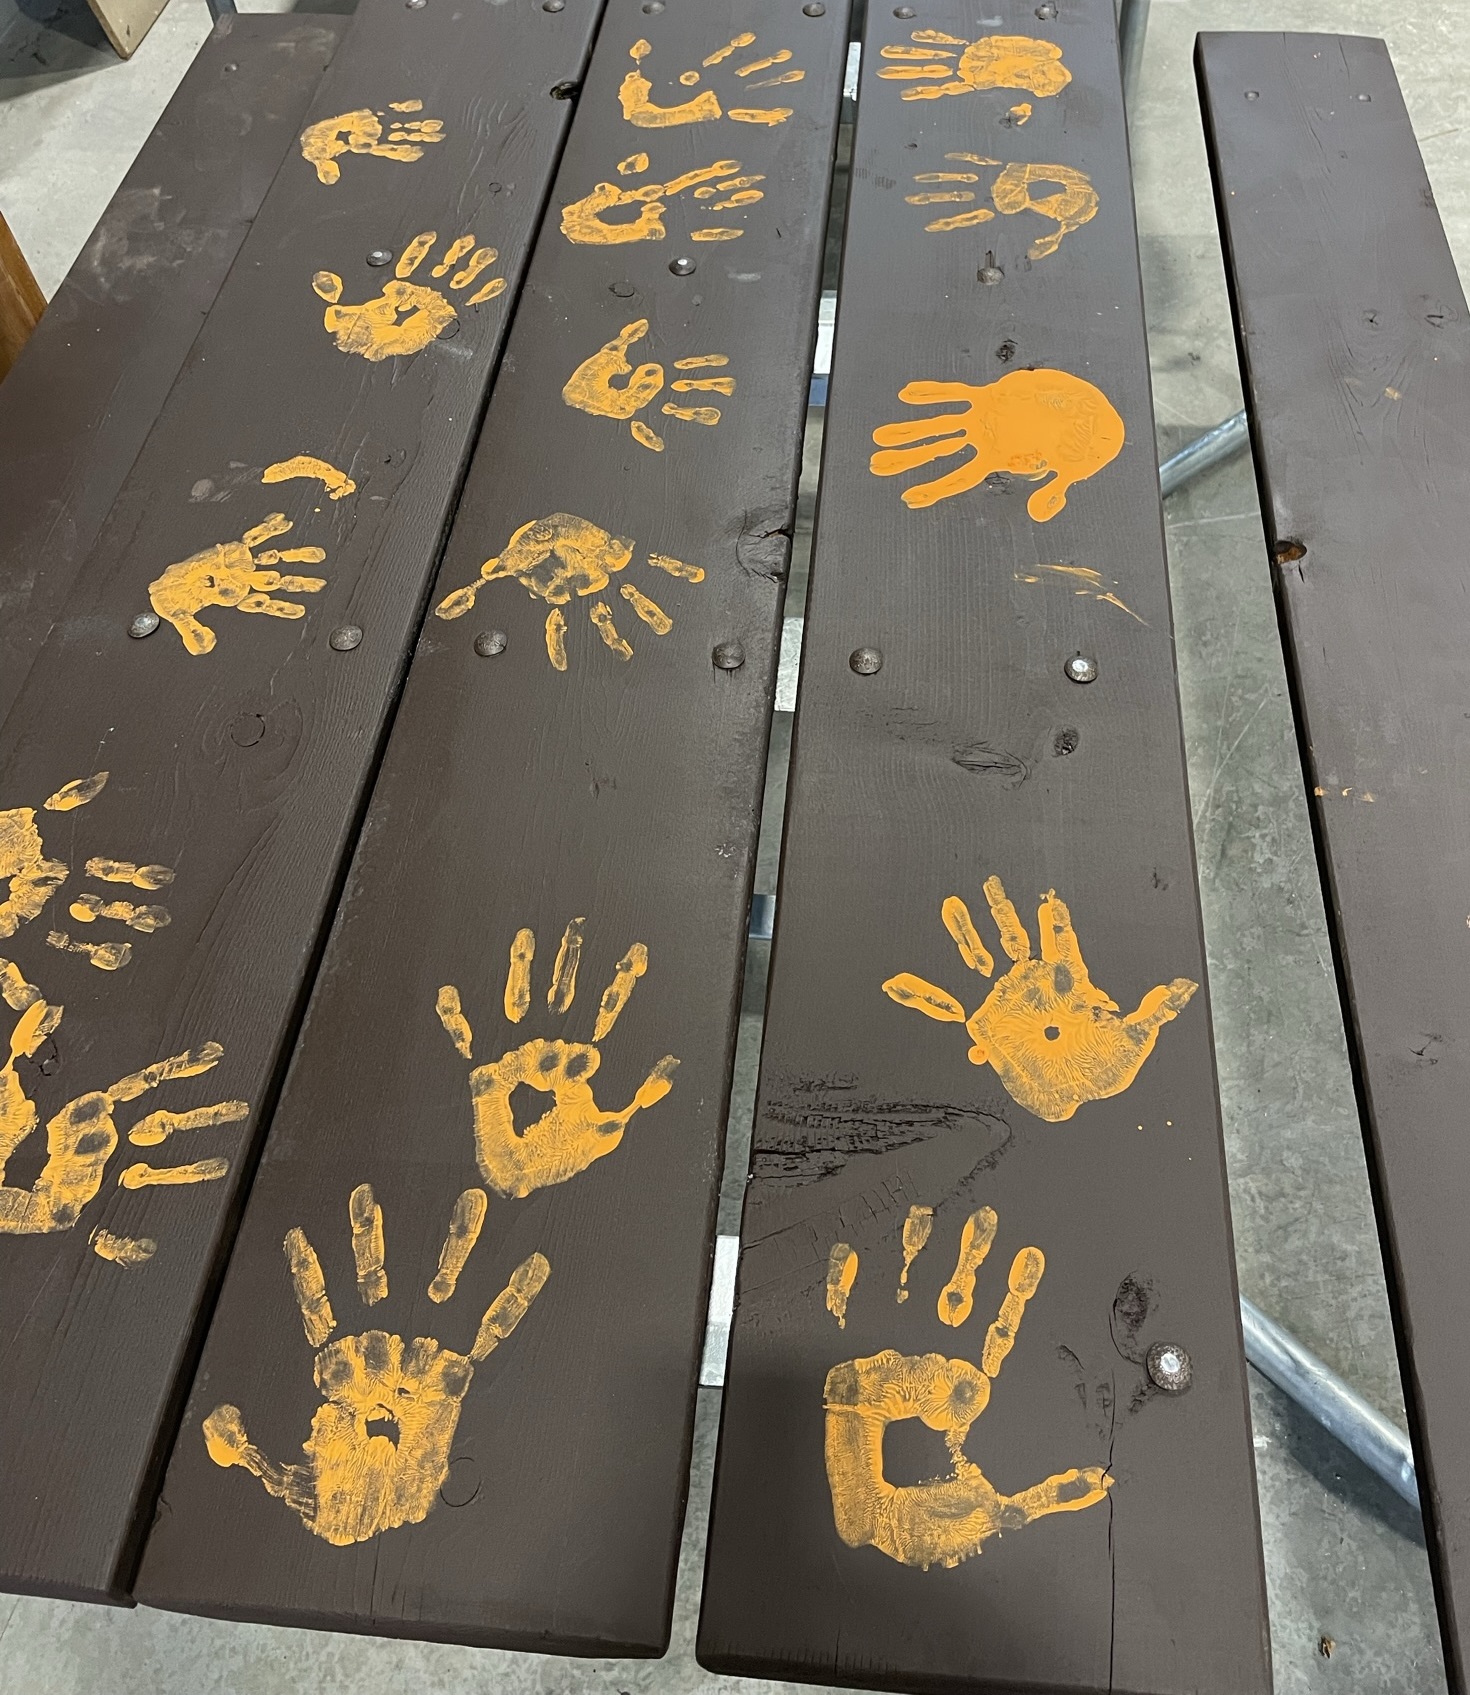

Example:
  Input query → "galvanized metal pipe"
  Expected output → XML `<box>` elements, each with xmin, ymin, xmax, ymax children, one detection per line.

<box><xmin>1239</xmin><ymin>1297</ymin><xmax>1418</xmax><ymax>1507</ymax></box>
<box><xmin>1117</xmin><ymin>0</ymin><xmax>1151</xmax><ymax>105</ymax></box>
<box><xmin>1159</xmin><ymin>408</ymin><xmax>1250</xmax><ymax>496</ymax></box>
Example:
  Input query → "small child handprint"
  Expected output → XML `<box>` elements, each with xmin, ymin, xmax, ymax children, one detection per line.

<box><xmin>203</xmin><ymin>1186</ymin><xmax>548</xmax><ymax>1545</ymax></box>
<box><xmin>299</xmin><ymin>101</ymin><xmax>445</xmax><ymax>185</ymax></box>
<box><xmin>563</xmin><ymin>319</ymin><xmax>735</xmax><ymax>452</ymax></box>
<box><xmin>823</xmin><ymin>1206</ymin><xmax>1111</xmax><ymax>1569</ymax></box>
<box><xmin>619</xmin><ymin>31</ymin><xmax>804</xmax><ymax>129</ymax></box>
<box><xmin>879</xmin><ymin>30</ymin><xmax>1070</xmax><ymax>102</ymax></box>
<box><xmin>1</xmin><ymin>960</ymin><xmax>245</xmax><ymax>1258</ymax></box>
<box><xmin>148</xmin><ymin>515</ymin><xmax>326</xmax><ymax>657</ymax></box>
<box><xmin>313</xmin><ymin>231</ymin><xmax>506</xmax><ymax>361</ymax></box>
<box><xmin>2</xmin><ymin>771</ymin><xmax>174</xmax><ymax>971</ymax></box>
<box><xmin>434</xmin><ymin>513</ymin><xmax>705</xmax><ymax>670</ymax></box>
<box><xmin>437</xmin><ymin>918</ymin><xmax>677</xmax><ymax>1199</ymax></box>
<box><xmin>883</xmin><ymin>878</ymin><xmax>1197</xmax><ymax>1121</ymax></box>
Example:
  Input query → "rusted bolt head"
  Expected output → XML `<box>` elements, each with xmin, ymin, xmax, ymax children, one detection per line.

<box><xmin>713</xmin><ymin>640</ymin><xmax>745</xmax><ymax>671</ymax></box>
<box><xmin>473</xmin><ymin>630</ymin><xmax>508</xmax><ymax>657</ymax></box>
<box><xmin>1064</xmin><ymin>653</ymin><xmax>1098</xmax><ymax>684</ymax></box>
<box><xmin>669</xmin><ymin>256</ymin><xmax>696</xmax><ymax>276</ymax></box>
<box><xmin>128</xmin><ymin>611</ymin><xmax>160</xmax><ymax>639</ymax></box>
<box><xmin>1147</xmin><ymin>1342</ymin><xmax>1192</xmax><ymax>1394</ymax></box>
<box><xmin>849</xmin><ymin>646</ymin><xmax>883</xmax><ymax>675</ymax></box>
<box><xmin>329</xmin><ymin>625</ymin><xmax>363</xmax><ymax>652</ymax></box>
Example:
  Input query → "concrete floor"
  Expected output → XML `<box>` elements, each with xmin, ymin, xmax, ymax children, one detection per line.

<box><xmin>1</xmin><ymin>0</ymin><xmax>1467</xmax><ymax>1688</ymax></box>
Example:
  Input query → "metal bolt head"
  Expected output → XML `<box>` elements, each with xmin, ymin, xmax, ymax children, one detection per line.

<box><xmin>1064</xmin><ymin>653</ymin><xmax>1098</xmax><ymax>685</ymax></box>
<box><xmin>669</xmin><ymin>256</ymin><xmax>696</xmax><ymax>276</ymax></box>
<box><xmin>473</xmin><ymin>629</ymin><xmax>508</xmax><ymax>657</ymax></box>
<box><xmin>1035</xmin><ymin>1</ymin><xmax>1057</xmax><ymax>16</ymax></box>
<box><xmin>1356</xmin><ymin>91</ymin><xmax>1371</xmax><ymax>101</ymax></box>
<box><xmin>712</xmin><ymin>640</ymin><xmax>745</xmax><ymax>671</ymax></box>
<box><xmin>329</xmin><ymin>625</ymin><xmax>363</xmax><ymax>652</ymax></box>
<box><xmin>406</xmin><ymin>0</ymin><xmax>426</xmax><ymax>9</ymax></box>
<box><xmin>543</xmin><ymin>1</ymin><xmax>564</xmax><ymax>11</ymax></box>
<box><xmin>1244</xmin><ymin>89</ymin><xmax>1259</xmax><ymax>100</ymax></box>
<box><xmin>803</xmin><ymin>2</ymin><xmax>826</xmax><ymax>13</ymax></box>
<box><xmin>366</xmin><ymin>249</ymin><xmax>393</xmax><ymax>267</ymax></box>
<box><xmin>849</xmin><ymin>646</ymin><xmax>883</xmax><ymax>675</ymax></box>
<box><xmin>1146</xmin><ymin>1342</ymin><xmax>1193</xmax><ymax>1394</ymax></box>
<box><xmin>128</xmin><ymin>611</ymin><xmax>160</xmax><ymax>639</ymax></box>
<box><xmin>979</xmin><ymin>264</ymin><xmax>1003</xmax><ymax>285</ymax></box>
<box><xmin>641</xmin><ymin>1</ymin><xmax>663</xmax><ymax>10</ymax></box>
<box><xmin>893</xmin><ymin>5</ymin><xmax>914</xmax><ymax>16</ymax></box>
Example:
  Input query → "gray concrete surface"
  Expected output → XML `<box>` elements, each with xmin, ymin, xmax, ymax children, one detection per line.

<box><xmin>1</xmin><ymin>0</ymin><xmax>1466</xmax><ymax>1688</ymax></box>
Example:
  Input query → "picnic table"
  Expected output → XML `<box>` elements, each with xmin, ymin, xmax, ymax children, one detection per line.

<box><xmin>0</xmin><ymin>3</ymin><xmax>1465</xmax><ymax>1692</ymax></box>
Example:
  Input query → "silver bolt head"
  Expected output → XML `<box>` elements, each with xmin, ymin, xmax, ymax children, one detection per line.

<box><xmin>1064</xmin><ymin>653</ymin><xmax>1098</xmax><ymax>684</ymax></box>
<box><xmin>979</xmin><ymin>265</ymin><xmax>1003</xmax><ymax>285</ymax></box>
<box><xmin>803</xmin><ymin>2</ymin><xmax>826</xmax><ymax>13</ymax></box>
<box><xmin>473</xmin><ymin>630</ymin><xmax>508</xmax><ymax>657</ymax></box>
<box><xmin>128</xmin><ymin>611</ymin><xmax>161</xmax><ymax>639</ymax></box>
<box><xmin>712</xmin><ymin>640</ymin><xmax>745</xmax><ymax>671</ymax></box>
<box><xmin>669</xmin><ymin>256</ymin><xmax>696</xmax><ymax>276</ymax></box>
<box><xmin>1244</xmin><ymin>89</ymin><xmax>1259</xmax><ymax>100</ymax></box>
<box><xmin>543</xmin><ymin>2</ymin><xmax>564</xmax><ymax>11</ymax></box>
<box><xmin>1147</xmin><ymin>1341</ymin><xmax>1193</xmax><ymax>1394</ymax></box>
<box><xmin>849</xmin><ymin>646</ymin><xmax>883</xmax><ymax>675</ymax></box>
<box><xmin>641</xmin><ymin>0</ymin><xmax>664</xmax><ymax>10</ymax></box>
<box><xmin>329</xmin><ymin>625</ymin><xmax>363</xmax><ymax>652</ymax></box>
<box><xmin>367</xmin><ymin>249</ymin><xmax>393</xmax><ymax>267</ymax></box>
<box><xmin>893</xmin><ymin>5</ymin><xmax>914</xmax><ymax>15</ymax></box>
<box><xmin>406</xmin><ymin>0</ymin><xmax>426</xmax><ymax>9</ymax></box>
<box><xmin>1035</xmin><ymin>1</ymin><xmax>1057</xmax><ymax>16</ymax></box>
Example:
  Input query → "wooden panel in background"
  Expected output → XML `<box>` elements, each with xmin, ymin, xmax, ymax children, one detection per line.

<box><xmin>0</xmin><ymin>14</ymin><xmax>345</xmax><ymax>728</ymax></box>
<box><xmin>0</xmin><ymin>0</ymin><xmax>602</xmax><ymax>1604</ymax></box>
<box><xmin>698</xmin><ymin>2</ymin><xmax>1271</xmax><ymax>1691</ymax></box>
<box><xmin>1198</xmin><ymin>32</ymin><xmax>1470</xmax><ymax>1694</ymax></box>
<box><xmin>0</xmin><ymin>209</ymin><xmax>45</xmax><ymax>382</ymax></box>
<box><xmin>136</xmin><ymin>0</ymin><xmax>849</xmax><ymax>1652</ymax></box>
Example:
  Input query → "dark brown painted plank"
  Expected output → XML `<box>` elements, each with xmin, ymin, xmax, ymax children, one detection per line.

<box><xmin>0</xmin><ymin>14</ymin><xmax>344</xmax><ymax>729</ymax></box>
<box><xmin>0</xmin><ymin>0</ymin><xmax>604</xmax><ymax>1605</ymax></box>
<box><xmin>135</xmin><ymin>0</ymin><xmax>848</xmax><ymax>1653</ymax></box>
<box><xmin>698</xmin><ymin>2</ymin><xmax>1270</xmax><ymax>1690</ymax></box>
<box><xmin>1198</xmin><ymin>31</ymin><xmax>1470</xmax><ymax>1693</ymax></box>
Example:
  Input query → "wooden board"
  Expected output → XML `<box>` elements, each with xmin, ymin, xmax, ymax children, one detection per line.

<box><xmin>0</xmin><ymin>0</ymin><xmax>603</xmax><ymax>1605</ymax></box>
<box><xmin>0</xmin><ymin>14</ymin><xmax>344</xmax><ymax>729</ymax></box>
<box><xmin>698</xmin><ymin>2</ymin><xmax>1272</xmax><ymax>1691</ymax></box>
<box><xmin>86</xmin><ymin>0</ymin><xmax>171</xmax><ymax>61</ymax></box>
<box><xmin>0</xmin><ymin>209</ymin><xmax>45</xmax><ymax>382</ymax></box>
<box><xmin>135</xmin><ymin>0</ymin><xmax>849</xmax><ymax>1651</ymax></box>
<box><xmin>1197</xmin><ymin>32</ymin><xmax>1470</xmax><ymax>1693</ymax></box>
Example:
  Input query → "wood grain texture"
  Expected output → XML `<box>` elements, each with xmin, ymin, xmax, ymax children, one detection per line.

<box><xmin>698</xmin><ymin>4</ymin><xmax>1270</xmax><ymax>1691</ymax></box>
<box><xmin>135</xmin><ymin>0</ymin><xmax>848</xmax><ymax>1653</ymax></box>
<box><xmin>0</xmin><ymin>14</ymin><xmax>344</xmax><ymax>729</ymax></box>
<box><xmin>0</xmin><ymin>208</ymin><xmax>45</xmax><ymax>380</ymax></box>
<box><xmin>1198</xmin><ymin>32</ymin><xmax>1470</xmax><ymax>1694</ymax></box>
<box><xmin>85</xmin><ymin>0</ymin><xmax>171</xmax><ymax>61</ymax></box>
<box><xmin>0</xmin><ymin>0</ymin><xmax>602</xmax><ymax>1604</ymax></box>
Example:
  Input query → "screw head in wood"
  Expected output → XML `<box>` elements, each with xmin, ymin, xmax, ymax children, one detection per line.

<box><xmin>473</xmin><ymin>630</ymin><xmax>508</xmax><ymax>657</ymax></box>
<box><xmin>1064</xmin><ymin>653</ymin><xmax>1097</xmax><ymax>684</ymax></box>
<box><xmin>893</xmin><ymin>6</ymin><xmax>914</xmax><ymax>16</ymax></box>
<box><xmin>1356</xmin><ymin>92</ymin><xmax>1371</xmax><ymax>101</ymax></box>
<box><xmin>543</xmin><ymin>2</ymin><xmax>564</xmax><ymax>12</ymax></box>
<box><xmin>406</xmin><ymin>0</ymin><xmax>426</xmax><ymax>9</ymax></box>
<box><xmin>1035</xmin><ymin>1</ymin><xmax>1056</xmax><ymax>16</ymax></box>
<box><xmin>712</xmin><ymin>640</ymin><xmax>746</xmax><ymax>671</ymax></box>
<box><xmin>128</xmin><ymin>611</ymin><xmax>160</xmax><ymax>639</ymax></box>
<box><xmin>669</xmin><ymin>256</ymin><xmax>696</xmax><ymax>276</ymax></box>
<box><xmin>1244</xmin><ymin>89</ymin><xmax>1259</xmax><ymax>100</ymax></box>
<box><xmin>803</xmin><ymin>3</ymin><xmax>826</xmax><ymax>13</ymax></box>
<box><xmin>642</xmin><ymin>1</ymin><xmax>664</xmax><ymax>10</ymax></box>
<box><xmin>978</xmin><ymin>264</ymin><xmax>1004</xmax><ymax>285</ymax></box>
<box><xmin>1147</xmin><ymin>1342</ymin><xmax>1192</xmax><ymax>1394</ymax></box>
<box><xmin>849</xmin><ymin>646</ymin><xmax>883</xmax><ymax>675</ymax></box>
<box><xmin>329</xmin><ymin>626</ymin><xmax>363</xmax><ymax>652</ymax></box>
<box><xmin>366</xmin><ymin>249</ymin><xmax>393</xmax><ymax>267</ymax></box>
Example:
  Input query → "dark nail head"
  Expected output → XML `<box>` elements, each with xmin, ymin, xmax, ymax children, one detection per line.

<box><xmin>713</xmin><ymin>640</ymin><xmax>746</xmax><ymax>671</ymax></box>
<box><xmin>329</xmin><ymin>626</ymin><xmax>363</xmax><ymax>652</ymax></box>
<box><xmin>473</xmin><ymin>630</ymin><xmax>508</xmax><ymax>657</ymax></box>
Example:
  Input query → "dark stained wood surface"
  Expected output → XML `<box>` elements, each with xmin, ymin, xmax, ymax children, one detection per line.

<box><xmin>698</xmin><ymin>3</ymin><xmax>1271</xmax><ymax>1691</ymax></box>
<box><xmin>0</xmin><ymin>0</ymin><xmax>603</xmax><ymax>1604</ymax></box>
<box><xmin>1198</xmin><ymin>32</ymin><xmax>1470</xmax><ymax>1693</ymax></box>
<box><xmin>135</xmin><ymin>0</ymin><xmax>848</xmax><ymax>1653</ymax></box>
<box><xmin>0</xmin><ymin>14</ymin><xmax>344</xmax><ymax>729</ymax></box>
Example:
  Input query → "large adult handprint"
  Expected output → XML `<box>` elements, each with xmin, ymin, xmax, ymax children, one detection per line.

<box><xmin>437</xmin><ymin>918</ymin><xmax>678</xmax><ymax>1198</ymax></box>
<box><xmin>313</xmin><ymin>231</ymin><xmax>507</xmax><ymax>361</ymax></box>
<box><xmin>204</xmin><ymin>1186</ymin><xmax>548</xmax><ymax>1545</ymax></box>
<box><xmin>883</xmin><ymin>878</ymin><xmax>1197</xmax><ymax>1121</ymax></box>
<box><xmin>870</xmin><ymin>367</ymin><xmax>1124</xmax><ymax>517</ymax></box>
<box><xmin>823</xmin><ymin>1206</ymin><xmax>1111</xmax><ymax>1569</ymax></box>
